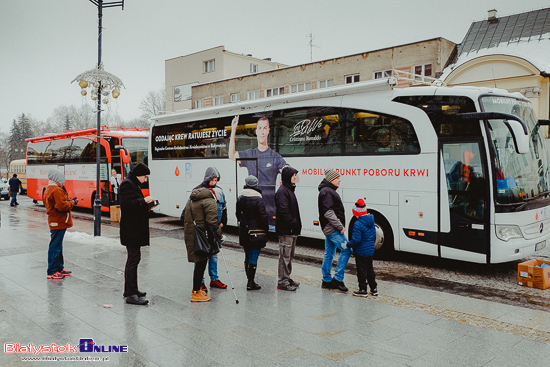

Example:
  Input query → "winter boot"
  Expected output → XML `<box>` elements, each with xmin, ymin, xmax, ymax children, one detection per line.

<box><xmin>246</xmin><ymin>264</ymin><xmax>261</xmax><ymax>290</ymax></box>
<box><xmin>191</xmin><ymin>290</ymin><xmax>211</xmax><ymax>302</ymax></box>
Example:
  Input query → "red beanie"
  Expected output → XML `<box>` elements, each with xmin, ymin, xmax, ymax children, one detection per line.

<box><xmin>352</xmin><ymin>198</ymin><xmax>368</xmax><ymax>217</ymax></box>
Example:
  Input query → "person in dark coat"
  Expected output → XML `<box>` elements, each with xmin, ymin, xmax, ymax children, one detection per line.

<box><xmin>182</xmin><ymin>187</ymin><xmax>222</xmax><ymax>302</ymax></box>
<box><xmin>347</xmin><ymin>198</ymin><xmax>378</xmax><ymax>297</ymax></box>
<box><xmin>318</xmin><ymin>169</ymin><xmax>351</xmax><ymax>292</ymax></box>
<box><xmin>120</xmin><ymin>163</ymin><xmax>156</xmax><ymax>305</ymax></box>
<box><xmin>192</xmin><ymin>167</ymin><xmax>228</xmax><ymax>293</ymax></box>
<box><xmin>8</xmin><ymin>174</ymin><xmax>22</xmax><ymax>207</ymax></box>
<box><xmin>236</xmin><ymin>175</ymin><xmax>268</xmax><ymax>290</ymax></box>
<box><xmin>275</xmin><ymin>166</ymin><xmax>302</xmax><ymax>291</ymax></box>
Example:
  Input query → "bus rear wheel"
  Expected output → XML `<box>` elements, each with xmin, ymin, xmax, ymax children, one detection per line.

<box><xmin>372</xmin><ymin>213</ymin><xmax>394</xmax><ymax>259</ymax></box>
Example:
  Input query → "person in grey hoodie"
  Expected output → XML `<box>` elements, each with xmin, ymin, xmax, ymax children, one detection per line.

<box><xmin>318</xmin><ymin>169</ymin><xmax>351</xmax><ymax>292</ymax></box>
<box><xmin>191</xmin><ymin>167</ymin><xmax>227</xmax><ymax>293</ymax></box>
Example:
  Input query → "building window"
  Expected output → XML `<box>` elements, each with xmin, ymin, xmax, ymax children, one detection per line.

<box><xmin>319</xmin><ymin>79</ymin><xmax>334</xmax><ymax>89</ymax></box>
<box><xmin>414</xmin><ymin>64</ymin><xmax>432</xmax><ymax>81</ymax></box>
<box><xmin>374</xmin><ymin>70</ymin><xmax>392</xmax><ymax>79</ymax></box>
<box><xmin>345</xmin><ymin>74</ymin><xmax>360</xmax><ymax>84</ymax></box>
<box><xmin>247</xmin><ymin>90</ymin><xmax>260</xmax><ymax>100</ymax></box>
<box><xmin>290</xmin><ymin>82</ymin><xmax>312</xmax><ymax>93</ymax></box>
<box><xmin>195</xmin><ymin>99</ymin><xmax>204</xmax><ymax>109</ymax></box>
<box><xmin>214</xmin><ymin>96</ymin><xmax>224</xmax><ymax>106</ymax></box>
<box><xmin>250</xmin><ymin>63</ymin><xmax>258</xmax><ymax>73</ymax></box>
<box><xmin>204</xmin><ymin>59</ymin><xmax>215</xmax><ymax>73</ymax></box>
<box><xmin>230</xmin><ymin>93</ymin><xmax>241</xmax><ymax>103</ymax></box>
<box><xmin>266</xmin><ymin>87</ymin><xmax>285</xmax><ymax>97</ymax></box>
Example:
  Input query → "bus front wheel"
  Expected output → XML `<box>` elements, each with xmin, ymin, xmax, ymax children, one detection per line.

<box><xmin>372</xmin><ymin>213</ymin><xmax>394</xmax><ymax>259</ymax></box>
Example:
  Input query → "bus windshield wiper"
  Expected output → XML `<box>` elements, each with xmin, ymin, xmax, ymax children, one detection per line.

<box><xmin>513</xmin><ymin>190</ymin><xmax>550</xmax><ymax>212</ymax></box>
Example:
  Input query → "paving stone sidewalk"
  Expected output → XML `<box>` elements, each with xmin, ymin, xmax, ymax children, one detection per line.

<box><xmin>1</xmin><ymin>202</ymin><xmax>550</xmax><ymax>366</ymax></box>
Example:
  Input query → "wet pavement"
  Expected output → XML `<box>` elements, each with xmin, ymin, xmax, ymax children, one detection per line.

<box><xmin>1</xmin><ymin>196</ymin><xmax>550</xmax><ymax>366</ymax></box>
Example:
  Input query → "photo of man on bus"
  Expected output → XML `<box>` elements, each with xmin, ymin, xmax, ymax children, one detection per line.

<box><xmin>229</xmin><ymin>115</ymin><xmax>287</xmax><ymax>230</ymax></box>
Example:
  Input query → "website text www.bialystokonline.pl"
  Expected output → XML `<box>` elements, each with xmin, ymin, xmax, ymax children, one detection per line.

<box><xmin>20</xmin><ymin>356</ymin><xmax>110</xmax><ymax>362</ymax></box>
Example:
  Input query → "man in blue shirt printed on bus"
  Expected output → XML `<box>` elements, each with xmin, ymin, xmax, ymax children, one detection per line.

<box><xmin>229</xmin><ymin>115</ymin><xmax>287</xmax><ymax>231</ymax></box>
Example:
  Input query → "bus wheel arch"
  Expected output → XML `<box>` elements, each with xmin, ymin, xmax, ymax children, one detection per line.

<box><xmin>370</xmin><ymin>211</ymin><xmax>394</xmax><ymax>259</ymax></box>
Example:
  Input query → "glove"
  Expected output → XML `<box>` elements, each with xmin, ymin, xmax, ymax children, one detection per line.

<box><xmin>72</xmin><ymin>197</ymin><xmax>79</xmax><ymax>205</ymax></box>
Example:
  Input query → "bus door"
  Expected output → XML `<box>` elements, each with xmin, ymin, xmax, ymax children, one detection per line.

<box><xmin>440</xmin><ymin>140</ymin><xmax>490</xmax><ymax>259</ymax></box>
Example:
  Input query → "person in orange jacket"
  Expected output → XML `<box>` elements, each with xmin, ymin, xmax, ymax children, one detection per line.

<box><xmin>44</xmin><ymin>169</ymin><xmax>78</xmax><ymax>280</ymax></box>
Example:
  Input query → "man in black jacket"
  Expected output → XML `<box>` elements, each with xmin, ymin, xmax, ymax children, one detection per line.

<box><xmin>120</xmin><ymin>163</ymin><xmax>156</xmax><ymax>305</ymax></box>
<box><xmin>318</xmin><ymin>169</ymin><xmax>351</xmax><ymax>292</ymax></box>
<box><xmin>275</xmin><ymin>166</ymin><xmax>302</xmax><ymax>291</ymax></box>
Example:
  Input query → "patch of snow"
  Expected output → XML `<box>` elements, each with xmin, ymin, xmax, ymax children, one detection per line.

<box><xmin>65</xmin><ymin>231</ymin><xmax>120</xmax><ymax>247</ymax></box>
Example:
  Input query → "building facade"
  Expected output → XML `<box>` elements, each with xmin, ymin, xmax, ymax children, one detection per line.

<box><xmin>441</xmin><ymin>8</ymin><xmax>550</xmax><ymax>120</ymax></box>
<box><xmin>165</xmin><ymin>45</ymin><xmax>287</xmax><ymax>112</ymax></box>
<box><xmin>187</xmin><ymin>38</ymin><xmax>455</xmax><ymax>110</ymax></box>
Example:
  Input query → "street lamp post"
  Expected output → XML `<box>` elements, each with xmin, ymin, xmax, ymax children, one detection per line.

<box><xmin>72</xmin><ymin>0</ymin><xmax>124</xmax><ymax>236</ymax></box>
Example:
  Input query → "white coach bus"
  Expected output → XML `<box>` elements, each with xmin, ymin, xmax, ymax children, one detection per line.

<box><xmin>149</xmin><ymin>78</ymin><xmax>550</xmax><ymax>264</ymax></box>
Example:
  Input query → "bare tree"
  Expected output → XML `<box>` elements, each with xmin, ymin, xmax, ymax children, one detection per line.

<box><xmin>139</xmin><ymin>89</ymin><xmax>165</xmax><ymax>120</ymax></box>
<box><xmin>0</xmin><ymin>132</ymin><xmax>10</xmax><ymax>180</ymax></box>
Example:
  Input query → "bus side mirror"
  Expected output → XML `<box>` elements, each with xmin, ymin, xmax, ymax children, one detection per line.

<box><xmin>505</xmin><ymin>119</ymin><xmax>529</xmax><ymax>154</ymax></box>
<box><xmin>456</xmin><ymin>112</ymin><xmax>529</xmax><ymax>154</ymax></box>
<box><xmin>115</xmin><ymin>145</ymin><xmax>130</xmax><ymax>164</ymax></box>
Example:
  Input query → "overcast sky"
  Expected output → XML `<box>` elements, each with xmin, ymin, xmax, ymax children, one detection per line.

<box><xmin>1</xmin><ymin>0</ymin><xmax>548</xmax><ymax>134</ymax></box>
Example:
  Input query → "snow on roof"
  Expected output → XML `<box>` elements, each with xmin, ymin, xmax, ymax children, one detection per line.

<box><xmin>440</xmin><ymin>34</ymin><xmax>550</xmax><ymax>81</ymax></box>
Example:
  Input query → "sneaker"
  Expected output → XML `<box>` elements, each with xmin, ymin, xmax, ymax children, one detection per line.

<box><xmin>277</xmin><ymin>284</ymin><xmax>297</xmax><ymax>291</ymax></box>
<box><xmin>289</xmin><ymin>278</ymin><xmax>300</xmax><ymax>287</ymax></box>
<box><xmin>370</xmin><ymin>288</ymin><xmax>378</xmax><ymax>296</ymax></box>
<box><xmin>331</xmin><ymin>279</ymin><xmax>348</xmax><ymax>292</ymax></box>
<box><xmin>191</xmin><ymin>290</ymin><xmax>211</xmax><ymax>302</ymax></box>
<box><xmin>47</xmin><ymin>272</ymin><xmax>65</xmax><ymax>280</ymax></box>
<box><xmin>210</xmin><ymin>279</ymin><xmax>227</xmax><ymax>289</ymax></box>
<box><xmin>322</xmin><ymin>280</ymin><xmax>335</xmax><ymax>289</ymax></box>
<box><xmin>353</xmin><ymin>289</ymin><xmax>369</xmax><ymax>297</ymax></box>
<box><xmin>200</xmin><ymin>282</ymin><xmax>208</xmax><ymax>294</ymax></box>
<box><xmin>60</xmin><ymin>269</ymin><xmax>72</xmax><ymax>276</ymax></box>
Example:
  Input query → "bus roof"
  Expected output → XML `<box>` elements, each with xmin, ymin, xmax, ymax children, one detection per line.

<box><xmin>151</xmin><ymin>77</ymin><xmax>528</xmax><ymax>126</ymax></box>
<box><xmin>26</xmin><ymin>126</ymin><xmax>149</xmax><ymax>143</ymax></box>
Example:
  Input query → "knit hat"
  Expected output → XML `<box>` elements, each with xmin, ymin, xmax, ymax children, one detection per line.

<box><xmin>48</xmin><ymin>169</ymin><xmax>66</xmax><ymax>185</ymax></box>
<box><xmin>244</xmin><ymin>175</ymin><xmax>259</xmax><ymax>188</ymax></box>
<box><xmin>324</xmin><ymin>169</ymin><xmax>340</xmax><ymax>183</ymax></box>
<box><xmin>133</xmin><ymin>163</ymin><xmax>150</xmax><ymax>176</ymax></box>
<box><xmin>352</xmin><ymin>198</ymin><xmax>368</xmax><ymax>217</ymax></box>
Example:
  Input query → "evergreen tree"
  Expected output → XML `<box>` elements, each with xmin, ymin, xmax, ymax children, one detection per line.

<box><xmin>64</xmin><ymin>115</ymin><xmax>71</xmax><ymax>131</ymax></box>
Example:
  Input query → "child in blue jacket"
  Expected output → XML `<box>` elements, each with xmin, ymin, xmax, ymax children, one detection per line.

<box><xmin>347</xmin><ymin>198</ymin><xmax>378</xmax><ymax>297</ymax></box>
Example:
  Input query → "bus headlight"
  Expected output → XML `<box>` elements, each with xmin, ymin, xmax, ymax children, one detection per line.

<box><xmin>496</xmin><ymin>225</ymin><xmax>523</xmax><ymax>242</ymax></box>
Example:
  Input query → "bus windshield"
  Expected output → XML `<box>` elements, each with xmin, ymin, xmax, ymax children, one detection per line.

<box><xmin>481</xmin><ymin>96</ymin><xmax>549</xmax><ymax>205</ymax></box>
<box><xmin>121</xmin><ymin>138</ymin><xmax>149</xmax><ymax>167</ymax></box>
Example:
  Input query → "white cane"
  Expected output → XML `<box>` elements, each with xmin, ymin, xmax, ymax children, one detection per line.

<box><xmin>218</xmin><ymin>238</ymin><xmax>239</xmax><ymax>304</ymax></box>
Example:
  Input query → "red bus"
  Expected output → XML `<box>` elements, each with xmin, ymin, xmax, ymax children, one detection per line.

<box><xmin>26</xmin><ymin>127</ymin><xmax>149</xmax><ymax>211</ymax></box>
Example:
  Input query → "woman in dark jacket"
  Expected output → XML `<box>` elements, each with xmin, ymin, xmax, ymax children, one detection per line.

<box><xmin>183</xmin><ymin>187</ymin><xmax>222</xmax><ymax>302</ymax></box>
<box><xmin>120</xmin><ymin>163</ymin><xmax>156</xmax><ymax>305</ymax></box>
<box><xmin>236</xmin><ymin>175</ymin><xmax>268</xmax><ymax>290</ymax></box>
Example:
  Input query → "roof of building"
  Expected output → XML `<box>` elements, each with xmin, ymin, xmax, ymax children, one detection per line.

<box><xmin>442</xmin><ymin>8</ymin><xmax>550</xmax><ymax>79</ymax></box>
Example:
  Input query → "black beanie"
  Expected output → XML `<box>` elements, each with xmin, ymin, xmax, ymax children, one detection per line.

<box><xmin>133</xmin><ymin>163</ymin><xmax>150</xmax><ymax>176</ymax></box>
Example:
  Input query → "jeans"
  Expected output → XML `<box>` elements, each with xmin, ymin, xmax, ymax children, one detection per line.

<box><xmin>10</xmin><ymin>192</ymin><xmax>17</xmax><ymax>206</ymax></box>
<box><xmin>244</xmin><ymin>248</ymin><xmax>261</xmax><ymax>265</ymax></box>
<box><xmin>197</xmin><ymin>254</ymin><xmax>219</xmax><ymax>283</ymax></box>
<box><xmin>321</xmin><ymin>231</ymin><xmax>351</xmax><ymax>283</ymax></box>
<box><xmin>47</xmin><ymin>229</ymin><xmax>66</xmax><ymax>275</ymax></box>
